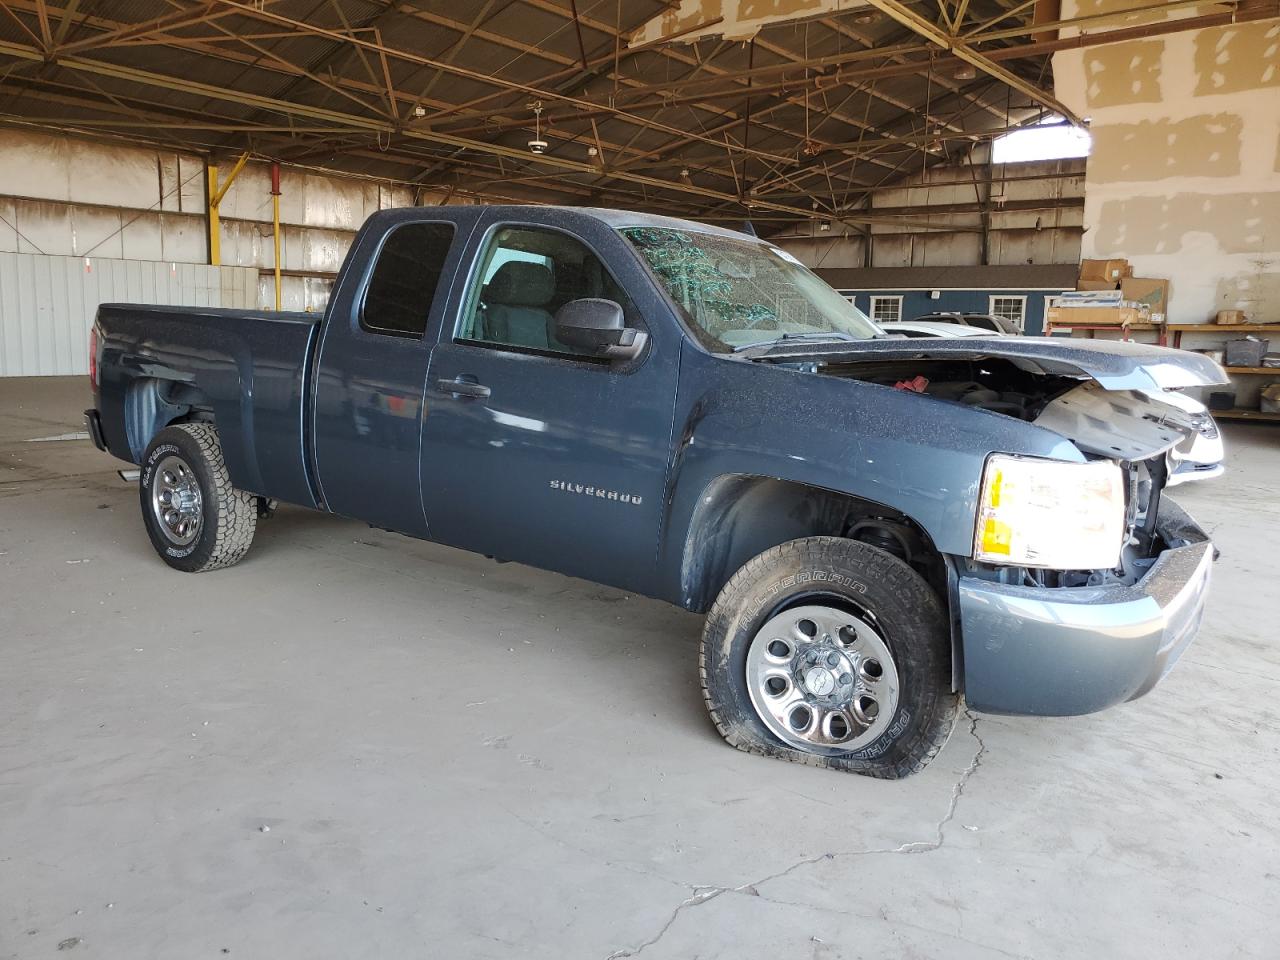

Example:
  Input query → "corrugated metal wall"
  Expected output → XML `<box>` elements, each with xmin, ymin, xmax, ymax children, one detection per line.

<box><xmin>777</xmin><ymin>154</ymin><xmax>1086</xmax><ymax>270</ymax></box>
<box><xmin>0</xmin><ymin>129</ymin><xmax>466</xmax><ymax>319</ymax></box>
<box><xmin>0</xmin><ymin>254</ymin><xmax>256</xmax><ymax>376</ymax></box>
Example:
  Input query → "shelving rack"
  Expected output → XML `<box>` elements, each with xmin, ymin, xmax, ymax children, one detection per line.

<box><xmin>1042</xmin><ymin>319</ymin><xmax>1165</xmax><ymax>343</ymax></box>
<box><xmin>1165</xmin><ymin>322</ymin><xmax>1280</xmax><ymax>348</ymax></box>
<box><xmin>1169</xmin><ymin>324</ymin><xmax>1280</xmax><ymax>422</ymax></box>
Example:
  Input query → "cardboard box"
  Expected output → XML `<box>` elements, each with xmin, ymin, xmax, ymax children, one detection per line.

<box><xmin>1056</xmin><ymin>290</ymin><xmax>1126</xmax><ymax>304</ymax></box>
<box><xmin>1120</xmin><ymin>277</ymin><xmax>1170</xmax><ymax>317</ymax></box>
<box><xmin>1262</xmin><ymin>383</ymin><xmax>1280</xmax><ymax>414</ymax></box>
<box><xmin>1076</xmin><ymin>278</ymin><xmax>1121</xmax><ymax>291</ymax></box>
<box><xmin>1079</xmin><ymin>258</ymin><xmax>1130</xmax><ymax>283</ymax></box>
<box><xmin>1046</xmin><ymin>306</ymin><xmax>1143</xmax><ymax>328</ymax></box>
<box><xmin>1216</xmin><ymin>309</ymin><xmax>1247</xmax><ymax>324</ymax></box>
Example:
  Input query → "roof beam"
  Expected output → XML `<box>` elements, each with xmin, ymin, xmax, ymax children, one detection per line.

<box><xmin>49</xmin><ymin>0</ymin><xmax>79</xmax><ymax>48</ymax></box>
<box><xmin>0</xmin><ymin>38</ymin><xmax>836</xmax><ymax>223</ymax></box>
<box><xmin>203</xmin><ymin>0</ymin><xmax>799</xmax><ymax>167</ymax></box>
<box><xmin>0</xmin><ymin>1</ymin><xmax>751</xmax><ymax>191</ymax></box>
<box><xmin>57</xmin><ymin>3</ymin><xmax>228</xmax><ymax>57</ymax></box>
<box><xmin>517</xmin><ymin>0</ymin><xmax>917</xmax><ymax>150</ymax></box>
<box><xmin>388</xmin><ymin>6</ymin><xmax>906</xmax><ymax>180</ymax></box>
<box><xmin>0</xmin><ymin>2</ymin><xmax>45</xmax><ymax>49</ymax></box>
<box><xmin>34</xmin><ymin>0</ymin><xmax>51</xmax><ymax>51</ymax></box>
<box><xmin>856</xmin><ymin>0</ymin><xmax>1084</xmax><ymax>125</ymax></box>
<box><xmin>967</xmin><ymin>0</ymin><xmax>1241</xmax><ymax>41</ymax></box>
<box><xmin>819</xmin><ymin>14</ymin><xmax>1008</xmax><ymax>123</ymax></box>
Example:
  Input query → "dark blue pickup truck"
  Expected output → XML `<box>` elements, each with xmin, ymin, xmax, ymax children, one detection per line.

<box><xmin>86</xmin><ymin>205</ymin><xmax>1226</xmax><ymax>778</ymax></box>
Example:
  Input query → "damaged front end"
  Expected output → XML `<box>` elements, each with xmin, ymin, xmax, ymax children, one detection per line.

<box><xmin>751</xmin><ymin>337</ymin><xmax>1228</xmax><ymax>716</ymax></box>
<box><xmin>770</xmin><ymin>338</ymin><xmax>1227</xmax><ymax>591</ymax></box>
<box><xmin>969</xmin><ymin>379</ymin><xmax>1212</xmax><ymax>591</ymax></box>
<box><xmin>955</xmin><ymin>494</ymin><xmax>1213</xmax><ymax>716</ymax></box>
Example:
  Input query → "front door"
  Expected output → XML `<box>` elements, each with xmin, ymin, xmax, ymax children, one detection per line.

<box><xmin>420</xmin><ymin>216</ymin><xmax>679</xmax><ymax>595</ymax></box>
<box><xmin>311</xmin><ymin>212</ymin><xmax>477</xmax><ymax>535</ymax></box>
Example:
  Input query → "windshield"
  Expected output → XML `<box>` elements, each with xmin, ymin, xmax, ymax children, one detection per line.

<box><xmin>621</xmin><ymin>226</ymin><xmax>881</xmax><ymax>351</ymax></box>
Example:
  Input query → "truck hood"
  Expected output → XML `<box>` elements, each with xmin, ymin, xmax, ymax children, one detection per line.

<box><xmin>758</xmin><ymin>336</ymin><xmax>1229</xmax><ymax>392</ymax></box>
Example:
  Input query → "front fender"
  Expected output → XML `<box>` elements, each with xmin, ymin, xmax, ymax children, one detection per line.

<box><xmin>657</xmin><ymin>345</ymin><xmax>1082</xmax><ymax>606</ymax></box>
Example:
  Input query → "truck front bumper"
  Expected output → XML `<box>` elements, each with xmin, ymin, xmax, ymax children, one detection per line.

<box><xmin>957</xmin><ymin>499</ymin><xmax>1213</xmax><ymax>716</ymax></box>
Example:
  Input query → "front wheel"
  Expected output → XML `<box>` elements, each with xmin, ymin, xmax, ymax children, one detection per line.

<box><xmin>139</xmin><ymin>422</ymin><xmax>258</xmax><ymax>572</ymax></box>
<box><xmin>699</xmin><ymin>537</ymin><xmax>958</xmax><ymax>779</ymax></box>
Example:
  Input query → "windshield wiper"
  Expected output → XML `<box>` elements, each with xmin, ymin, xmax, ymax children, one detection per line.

<box><xmin>732</xmin><ymin>331</ymin><xmax>860</xmax><ymax>353</ymax></box>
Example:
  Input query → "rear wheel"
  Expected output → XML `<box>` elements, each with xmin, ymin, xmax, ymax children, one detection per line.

<box><xmin>700</xmin><ymin>537</ymin><xmax>957</xmax><ymax>778</ymax></box>
<box><xmin>139</xmin><ymin>422</ymin><xmax>257</xmax><ymax>572</ymax></box>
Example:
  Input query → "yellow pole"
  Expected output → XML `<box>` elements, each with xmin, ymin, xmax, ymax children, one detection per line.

<box><xmin>270</xmin><ymin>162</ymin><xmax>282</xmax><ymax>311</ymax></box>
<box><xmin>207</xmin><ymin>152</ymin><xmax>249</xmax><ymax>268</ymax></box>
<box><xmin>207</xmin><ymin>165</ymin><xmax>220</xmax><ymax>266</ymax></box>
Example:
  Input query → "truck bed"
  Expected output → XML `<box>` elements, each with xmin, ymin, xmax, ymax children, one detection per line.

<box><xmin>94</xmin><ymin>304</ymin><xmax>322</xmax><ymax>508</ymax></box>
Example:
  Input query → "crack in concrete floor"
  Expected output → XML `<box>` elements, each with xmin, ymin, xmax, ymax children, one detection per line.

<box><xmin>605</xmin><ymin>713</ymin><xmax>987</xmax><ymax>959</ymax></box>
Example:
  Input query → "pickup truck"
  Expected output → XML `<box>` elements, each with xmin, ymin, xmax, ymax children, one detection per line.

<box><xmin>85</xmin><ymin>205</ymin><xmax>1226</xmax><ymax>778</ymax></box>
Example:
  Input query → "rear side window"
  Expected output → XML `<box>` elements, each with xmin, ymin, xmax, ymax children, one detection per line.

<box><xmin>361</xmin><ymin>222</ymin><xmax>456</xmax><ymax>337</ymax></box>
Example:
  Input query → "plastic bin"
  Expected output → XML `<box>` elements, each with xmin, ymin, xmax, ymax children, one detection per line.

<box><xmin>1225</xmin><ymin>337</ymin><xmax>1269</xmax><ymax>367</ymax></box>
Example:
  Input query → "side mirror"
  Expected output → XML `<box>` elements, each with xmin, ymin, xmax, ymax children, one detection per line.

<box><xmin>554</xmin><ymin>298</ymin><xmax>648</xmax><ymax>361</ymax></box>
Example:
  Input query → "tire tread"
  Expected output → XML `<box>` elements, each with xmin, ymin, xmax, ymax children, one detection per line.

<box><xmin>147</xmin><ymin>422</ymin><xmax>257</xmax><ymax>572</ymax></box>
<box><xmin>699</xmin><ymin>537</ymin><xmax>957</xmax><ymax>779</ymax></box>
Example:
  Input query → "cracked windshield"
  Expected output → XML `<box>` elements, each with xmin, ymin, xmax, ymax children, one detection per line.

<box><xmin>622</xmin><ymin>226</ymin><xmax>880</xmax><ymax>351</ymax></box>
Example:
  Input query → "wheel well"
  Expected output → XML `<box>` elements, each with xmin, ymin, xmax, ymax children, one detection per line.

<box><xmin>680</xmin><ymin>475</ymin><xmax>946</xmax><ymax>614</ymax></box>
<box><xmin>124</xmin><ymin>377</ymin><xmax>214</xmax><ymax>460</ymax></box>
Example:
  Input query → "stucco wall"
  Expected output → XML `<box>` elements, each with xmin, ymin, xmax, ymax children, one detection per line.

<box><xmin>1053</xmin><ymin>5</ymin><xmax>1280</xmax><ymax>324</ymax></box>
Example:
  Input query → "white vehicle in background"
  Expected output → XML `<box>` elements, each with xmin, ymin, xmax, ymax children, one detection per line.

<box><xmin>878</xmin><ymin>322</ymin><xmax>1224</xmax><ymax>484</ymax></box>
<box><xmin>878</xmin><ymin>321</ymin><xmax>1002</xmax><ymax>339</ymax></box>
<box><xmin>1145</xmin><ymin>389</ymin><xmax>1225</xmax><ymax>486</ymax></box>
<box><xmin>911</xmin><ymin>311</ymin><xmax>1023</xmax><ymax>335</ymax></box>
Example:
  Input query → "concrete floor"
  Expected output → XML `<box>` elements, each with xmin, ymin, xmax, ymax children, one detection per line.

<box><xmin>1</xmin><ymin>376</ymin><xmax>1277</xmax><ymax>960</ymax></box>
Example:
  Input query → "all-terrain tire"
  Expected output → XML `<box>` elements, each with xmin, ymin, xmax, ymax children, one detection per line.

<box><xmin>139</xmin><ymin>422</ymin><xmax>257</xmax><ymax>572</ymax></box>
<box><xmin>700</xmin><ymin>536</ymin><xmax>957</xmax><ymax>779</ymax></box>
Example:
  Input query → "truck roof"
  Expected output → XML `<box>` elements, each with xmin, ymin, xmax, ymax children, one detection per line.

<box><xmin>365</xmin><ymin>204</ymin><xmax>762</xmax><ymax>243</ymax></box>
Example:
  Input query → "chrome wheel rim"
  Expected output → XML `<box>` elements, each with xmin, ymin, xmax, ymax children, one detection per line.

<box><xmin>150</xmin><ymin>454</ymin><xmax>203</xmax><ymax>547</ymax></box>
<box><xmin>745</xmin><ymin>603</ymin><xmax>900</xmax><ymax>756</ymax></box>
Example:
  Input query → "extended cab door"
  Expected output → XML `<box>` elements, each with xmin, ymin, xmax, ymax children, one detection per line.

<box><xmin>419</xmin><ymin>213</ymin><xmax>680</xmax><ymax>595</ymax></box>
<box><xmin>311</xmin><ymin>210</ymin><xmax>479</xmax><ymax>535</ymax></box>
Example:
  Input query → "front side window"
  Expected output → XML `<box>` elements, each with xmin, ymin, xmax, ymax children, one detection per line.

<box><xmin>361</xmin><ymin>221</ymin><xmax>456</xmax><ymax>337</ymax></box>
<box><xmin>869</xmin><ymin>295</ymin><xmax>903</xmax><ymax>324</ymax></box>
<box><xmin>622</xmin><ymin>227</ymin><xmax>879</xmax><ymax>352</ymax></box>
<box><xmin>458</xmin><ymin>226</ymin><xmax>633</xmax><ymax>358</ymax></box>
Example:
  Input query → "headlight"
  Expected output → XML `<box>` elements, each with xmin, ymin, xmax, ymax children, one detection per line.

<box><xmin>975</xmin><ymin>455</ymin><xmax>1125</xmax><ymax>569</ymax></box>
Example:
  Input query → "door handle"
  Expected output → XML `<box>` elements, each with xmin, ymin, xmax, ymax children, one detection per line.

<box><xmin>436</xmin><ymin>377</ymin><xmax>491</xmax><ymax>399</ymax></box>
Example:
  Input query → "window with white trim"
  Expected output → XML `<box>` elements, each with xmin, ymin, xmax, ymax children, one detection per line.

<box><xmin>989</xmin><ymin>295</ymin><xmax>1027</xmax><ymax>331</ymax></box>
<box><xmin>869</xmin><ymin>295</ymin><xmax>902</xmax><ymax>324</ymax></box>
